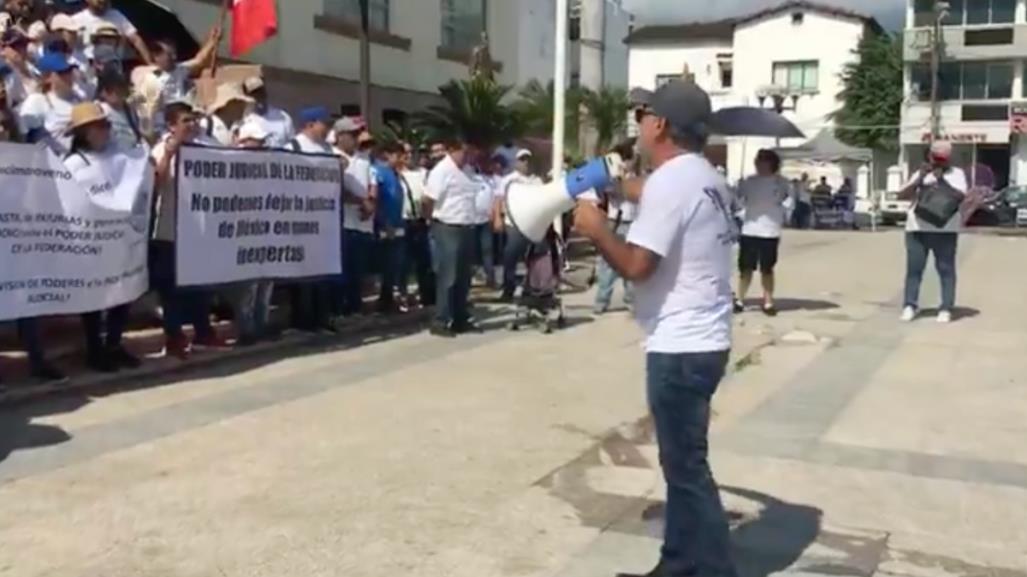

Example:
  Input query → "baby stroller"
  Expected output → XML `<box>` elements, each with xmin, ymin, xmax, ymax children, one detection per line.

<box><xmin>508</xmin><ymin>227</ymin><xmax>566</xmax><ymax>334</ymax></box>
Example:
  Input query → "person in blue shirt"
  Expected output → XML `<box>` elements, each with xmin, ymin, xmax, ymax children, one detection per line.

<box><xmin>375</xmin><ymin>140</ymin><xmax>409</xmax><ymax>313</ymax></box>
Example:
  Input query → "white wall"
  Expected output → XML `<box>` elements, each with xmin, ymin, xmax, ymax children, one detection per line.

<box><xmin>602</xmin><ymin>2</ymin><xmax>631</xmax><ymax>87</ymax></box>
<box><xmin>627</xmin><ymin>40</ymin><xmax>735</xmax><ymax>97</ymax></box>
<box><xmin>160</xmin><ymin>0</ymin><xmax>535</xmax><ymax>95</ymax></box>
<box><xmin>728</xmin><ymin>11</ymin><xmax>866</xmax><ymax>182</ymax></box>
<box><xmin>515</xmin><ymin>0</ymin><xmax>558</xmax><ymax>86</ymax></box>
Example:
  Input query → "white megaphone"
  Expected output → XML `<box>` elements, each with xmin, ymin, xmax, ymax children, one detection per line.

<box><xmin>505</xmin><ymin>154</ymin><xmax>625</xmax><ymax>242</ymax></box>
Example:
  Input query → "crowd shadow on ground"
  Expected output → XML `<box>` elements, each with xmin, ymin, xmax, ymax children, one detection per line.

<box><xmin>0</xmin><ymin>396</ymin><xmax>85</xmax><ymax>463</ymax></box>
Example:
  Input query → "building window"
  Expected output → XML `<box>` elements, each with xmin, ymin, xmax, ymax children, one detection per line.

<box><xmin>791</xmin><ymin>11</ymin><xmax>804</xmax><ymax>24</ymax></box>
<box><xmin>717</xmin><ymin>56</ymin><xmax>733</xmax><ymax>89</ymax></box>
<box><xmin>916</xmin><ymin>0</ymin><xmax>1015</xmax><ymax>26</ymax></box>
<box><xmin>772</xmin><ymin>61</ymin><xmax>819</xmax><ymax>92</ymax></box>
<box><xmin>323</xmin><ymin>0</ymin><xmax>390</xmax><ymax>32</ymax></box>
<box><xmin>569</xmin><ymin>0</ymin><xmax>581</xmax><ymax>41</ymax></box>
<box><xmin>441</xmin><ymin>0</ymin><xmax>487</xmax><ymax>52</ymax></box>
<box><xmin>910</xmin><ymin>60</ymin><xmax>1013</xmax><ymax>101</ymax></box>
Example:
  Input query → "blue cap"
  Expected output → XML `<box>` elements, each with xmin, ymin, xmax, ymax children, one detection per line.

<box><xmin>299</xmin><ymin>106</ymin><xmax>331</xmax><ymax>126</ymax></box>
<box><xmin>36</xmin><ymin>52</ymin><xmax>77</xmax><ymax>74</ymax></box>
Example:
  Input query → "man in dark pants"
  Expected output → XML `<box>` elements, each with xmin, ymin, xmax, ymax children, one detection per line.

<box><xmin>399</xmin><ymin>145</ymin><xmax>435</xmax><ymax>307</ymax></box>
<box><xmin>573</xmin><ymin>80</ymin><xmax>737</xmax><ymax>577</ymax></box>
<box><xmin>496</xmin><ymin>149</ymin><xmax>542</xmax><ymax>301</ymax></box>
<box><xmin>422</xmin><ymin>139</ymin><xmax>480</xmax><ymax>337</ymax></box>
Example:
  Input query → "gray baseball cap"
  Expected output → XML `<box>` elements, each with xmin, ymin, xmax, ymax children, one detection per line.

<box><xmin>648</xmin><ymin>80</ymin><xmax>713</xmax><ymax>132</ymax></box>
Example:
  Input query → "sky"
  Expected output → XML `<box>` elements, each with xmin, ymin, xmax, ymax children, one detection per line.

<box><xmin>622</xmin><ymin>0</ymin><xmax>905</xmax><ymax>31</ymax></box>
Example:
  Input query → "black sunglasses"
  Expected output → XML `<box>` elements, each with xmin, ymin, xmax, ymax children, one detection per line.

<box><xmin>634</xmin><ymin>108</ymin><xmax>652</xmax><ymax>124</ymax></box>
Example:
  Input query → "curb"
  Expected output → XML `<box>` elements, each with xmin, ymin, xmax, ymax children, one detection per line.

<box><xmin>0</xmin><ymin>308</ymin><xmax>435</xmax><ymax>407</ymax></box>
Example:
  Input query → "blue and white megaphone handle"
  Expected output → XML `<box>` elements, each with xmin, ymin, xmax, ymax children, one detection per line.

<box><xmin>505</xmin><ymin>153</ymin><xmax>625</xmax><ymax>243</ymax></box>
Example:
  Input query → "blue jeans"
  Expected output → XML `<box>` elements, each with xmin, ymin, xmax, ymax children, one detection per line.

<box><xmin>149</xmin><ymin>241</ymin><xmax>215</xmax><ymax>340</ymax></box>
<box><xmin>232</xmin><ymin>281</ymin><xmax>274</xmax><ymax>340</ymax></box>
<box><xmin>904</xmin><ymin>232</ymin><xmax>957</xmax><ymax>311</ymax></box>
<box><xmin>502</xmin><ymin>227</ymin><xmax>529</xmax><ymax>298</ymax></box>
<box><xmin>340</xmin><ymin>229</ymin><xmax>374</xmax><ymax>315</ymax></box>
<box><xmin>431</xmin><ymin>221</ymin><xmax>475</xmax><ymax>326</ymax></box>
<box><xmin>475</xmin><ymin>223</ymin><xmax>496</xmax><ymax>287</ymax></box>
<box><xmin>647</xmin><ymin>350</ymin><xmax>736</xmax><ymax>577</ymax></box>
<box><xmin>595</xmin><ymin>221</ymin><xmax>633</xmax><ymax>310</ymax></box>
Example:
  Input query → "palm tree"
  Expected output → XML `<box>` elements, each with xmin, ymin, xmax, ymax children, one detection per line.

<box><xmin>512</xmin><ymin>79</ymin><xmax>582</xmax><ymax>147</ymax></box>
<box><xmin>414</xmin><ymin>77</ymin><xmax>521</xmax><ymax>150</ymax></box>
<box><xmin>579</xmin><ymin>86</ymin><xmax>629</xmax><ymax>154</ymax></box>
<box><xmin>378</xmin><ymin>120</ymin><xmax>427</xmax><ymax>150</ymax></box>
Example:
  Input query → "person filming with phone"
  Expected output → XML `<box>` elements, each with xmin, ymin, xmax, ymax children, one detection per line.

<box><xmin>897</xmin><ymin>140</ymin><xmax>968</xmax><ymax>324</ymax></box>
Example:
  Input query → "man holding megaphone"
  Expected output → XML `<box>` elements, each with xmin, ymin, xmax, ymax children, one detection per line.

<box><xmin>572</xmin><ymin>81</ymin><xmax>738</xmax><ymax>577</ymax></box>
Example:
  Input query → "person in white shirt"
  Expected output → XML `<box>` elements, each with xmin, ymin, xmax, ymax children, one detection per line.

<box><xmin>199</xmin><ymin>82</ymin><xmax>252</xmax><ymax>146</ymax></box>
<box><xmin>285</xmin><ymin>106</ymin><xmax>340</xmax><ymax>332</ymax></box>
<box><xmin>150</xmin><ymin>101</ymin><xmax>225</xmax><ymax>360</ymax></box>
<box><xmin>791</xmin><ymin>172</ymin><xmax>813</xmax><ymax>229</ymax></box>
<box><xmin>241</xmin><ymin>75</ymin><xmax>294</xmax><ymax>149</ymax></box>
<box><xmin>73</xmin><ymin>0</ymin><xmax>152</xmax><ymax>64</ymax></box>
<box><xmin>399</xmin><ymin>144</ymin><xmax>435</xmax><ymax>307</ymax></box>
<box><xmin>423</xmin><ymin>139</ymin><xmax>482</xmax><ymax>336</ymax></box>
<box><xmin>18</xmin><ymin>51</ymin><xmax>82</xmax><ymax>155</ymax></box>
<box><xmin>94</xmin><ymin>68</ymin><xmax>143</xmax><ymax>149</ymax></box>
<box><xmin>62</xmin><ymin>101</ymin><xmax>144</xmax><ymax>373</ymax></box>
<box><xmin>136</xmin><ymin>29</ymin><xmax>219</xmax><ymax>134</ymax></box>
<box><xmin>472</xmin><ymin>154</ymin><xmax>503</xmax><ymax>289</ymax></box>
<box><xmin>332</xmin><ymin>116</ymin><xmax>378</xmax><ymax>316</ymax></box>
<box><xmin>594</xmin><ymin>140</ymin><xmax>639</xmax><ymax>315</ymax></box>
<box><xmin>1</xmin><ymin>28</ymin><xmax>39</xmax><ymax>108</ymax></box>
<box><xmin>896</xmin><ymin>140</ymin><xmax>969</xmax><ymax>323</ymax></box>
<box><xmin>734</xmin><ymin>149</ymin><xmax>790</xmax><ymax>316</ymax></box>
<box><xmin>496</xmin><ymin>148</ymin><xmax>542</xmax><ymax>300</ymax></box>
<box><xmin>572</xmin><ymin>80</ymin><xmax>737</xmax><ymax>577</ymax></box>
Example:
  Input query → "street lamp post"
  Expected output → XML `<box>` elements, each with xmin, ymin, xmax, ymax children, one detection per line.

<box><xmin>552</xmin><ymin>0</ymin><xmax>569</xmax><ymax>236</ymax></box>
<box><xmin>359</xmin><ymin>0</ymin><xmax>371</xmax><ymax>122</ymax></box>
<box><xmin>929</xmin><ymin>1</ymin><xmax>950</xmax><ymax>143</ymax></box>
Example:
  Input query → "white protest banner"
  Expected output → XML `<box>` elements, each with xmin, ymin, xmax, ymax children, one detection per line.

<box><xmin>174</xmin><ymin>145</ymin><xmax>343</xmax><ymax>287</ymax></box>
<box><xmin>0</xmin><ymin>142</ymin><xmax>152</xmax><ymax>321</ymax></box>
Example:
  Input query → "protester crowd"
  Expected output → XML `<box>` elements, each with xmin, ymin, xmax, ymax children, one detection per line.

<box><xmin>1</xmin><ymin>0</ymin><xmax>550</xmax><ymax>385</ymax></box>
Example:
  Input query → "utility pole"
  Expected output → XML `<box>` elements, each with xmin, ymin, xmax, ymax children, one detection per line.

<box><xmin>578</xmin><ymin>0</ymin><xmax>604</xmax><ymax>155</ymax></box>
<box><xmin>359</xmin><ymin>0</ymin><xmax>371</xmax><ymax>123</ymax></box>
<box><xmin>553</xmin><ymin>0</ymin><xmax>569</xmax><ymax>237</ymax></box>
<box><xmin>929</xmin><ymin>1</ymin><xmax>949</xmax><ymax>143</ymax></box>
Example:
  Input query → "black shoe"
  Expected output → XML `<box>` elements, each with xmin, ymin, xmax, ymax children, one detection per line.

<box><xmin>429</xmin><ymin>323</ymin><xmax>457</xmax><ymax>338</ymax></box>
<box><xmin>236</xmin><ymin>335</ymin><xmax>259</xmax><ymax>348</ymax></box>
<box><xmin>453</xmin><ymin>320</ymin><xmax>483</xmax><ymax>334</ymax></box>
<box><xmin>616</xmin><ymin>561</ymin><xmax>671</xmax><ymax>577</ymax></box>
<box><xmin>762</xmin><ymin>303</ymin><xmax>778</xmax><ymax>317</ymax></box>
<box><xmin>31</xmin><ymin>363</ymin><xmax>67</xmax><ymax>383</ymax></box>
<box><xmin>733</xmin><ymin>300</ymin><xmax>745</xmax><ymax>314</ymax></box>
<box><xmin>87</xmin><ymin>352</ymin><xmax>119</xmax><ymax>373</ymax></box>
<box><xmin>109</xmin><ymin>346</ymin><xmax>142</xmax><ymax>369</ymax></box>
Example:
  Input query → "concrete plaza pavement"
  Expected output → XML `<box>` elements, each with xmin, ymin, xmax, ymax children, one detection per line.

<box><xmin>0</xmin><ymin>230</ymin><xmax>1025</xmax><ymax>577</ymax></box>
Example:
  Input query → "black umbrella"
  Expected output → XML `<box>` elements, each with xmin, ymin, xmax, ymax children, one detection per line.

<box><xmin>711</xmin><ymin>106</ymin><xmax>804</xmax><ymax>139</ymax></box>
<box><xmin>114</xmin><ymin>0</ymin><xmax>200</xmax><ymax>59</ymax></box>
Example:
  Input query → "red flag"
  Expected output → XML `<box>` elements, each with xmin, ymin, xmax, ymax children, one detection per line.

<box><xmin>230</xmin><ymin>0</ymin><xmax>277</xmax><ymax>57</ymax></box>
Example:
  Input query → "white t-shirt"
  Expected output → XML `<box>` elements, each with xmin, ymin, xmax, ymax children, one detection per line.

<box><xmin>607</xmin><ymin>196</ymin><xmax>637</xmax><ymax>223</ymax></box>
<box><xmin>905</xmin><ymin>167</ymin><xmax>968</xmax><ymax>233</ymax></box>
<box><xmin>244</xmin><ymin>107</ymin><xmax>294</xmax><ymax>149</ymax></box>
<box><xmin>626</xmin><ymin>153</ymin><xmax>735</xmax><ymax>354</ymax></box>
<box><xmin>400</xmin><ymin>167</ymin><xmax>428</xmax><ymax>220</ymax></box>
<box><xmin>100</xmin><ymin>102</ymin><xmax>143</xmax><ymax>150</ymax></box>
<box><xmin>472</xmin><ymin>174</ymin><xmax>498</xmax><ymax>224</ymax></box>
<box><xmin>737</xmin><ymin>174</ymin><xmax>790</xmax><ymax>239</ymax></box>
<box><xmin>4</xmin><ymin>64</ymin><xmax>40</xmax><ymax>108</ymax></box>
<box><xmin>73</xmin><ymin>8</ymin><xmax>137</xmax><ymax>57</ymax></box>
<box><xmin>18</xmin><ymin>91</ymin><xmax>81</xmax><ymax>156</ymax></box>
<box><xmin>425</xmin><ymin>154</ymin><xmax>479</xmax><ymax>225</ymax></box>
<box><xmin>338</xmin><ymin>150</ymin><xmax>375</xmax><ymax>234</ymax></box>
<box><xmin>289</xmin><ymin>132</ymin><xmax>334</xmax><ymax>155</ymax></box>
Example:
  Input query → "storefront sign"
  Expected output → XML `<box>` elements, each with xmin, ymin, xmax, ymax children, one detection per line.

<box><xmin>919</xmin><ymin>132</ymin><xmax>988</xmax><ymax>143</ymax></box>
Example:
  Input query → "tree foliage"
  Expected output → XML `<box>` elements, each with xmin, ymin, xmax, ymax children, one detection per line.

<box><xmin>413</xmin><ymin>77</ymin><xmax>522</xmax><ymax>149</ymax></box>
<box><xmin>511</xmin><ymin>79</ymin><xmax>582</xmax><ymax>148</ymax></box>
<box><xmin>580</xmin><ymin>86</ymin><xmax>629</xmax><ymax>153</ymax></box>
<box><xmin>833</xmin><ymin>32</ymin><xmax>903</xmax><ymax>151</ymax></box>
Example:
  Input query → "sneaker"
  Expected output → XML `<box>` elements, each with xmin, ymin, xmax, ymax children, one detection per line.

<box><xmin>762</xmin><ymin>303</ymin><xmax>778</xmax><ymax>317</ymax></box>
<box><xmin>733</xmin><ymin>300</ymin><xmax>745</xmax><ymax>314</ymax></box>
<box><xmin>937</xmin><ymin>310</ymin><xmax>952</xmax><ymax>324</ymax></box>
<box><xmin>900</xmin><ymin>306</ymin><xmax>917</xmax><ymax>322</ymax></box>
<box><xmin>453</xmin><ymin>319</ymin><xmax>484</xmax><ymax>334</ymax></box>
<box><xmin>165</xmin><ymin>334</ymin><xmax>191</xmax><ymax>360</ymax></box>
<box><xmin>593</xmin><ymin>303</ymin><xmax>609</xmax><ymax>316</ymax></box>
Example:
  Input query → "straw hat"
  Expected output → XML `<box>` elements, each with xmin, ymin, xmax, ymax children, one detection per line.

<box><xmin>207</xmin><ymin>82</ymin><xmax>254</xmax><ymax>114</ymax></box>
<box><xmin>65</xmin><ymin>102</ymin><xmax>108</xmax><ymax>134</ymax></box>
<box><xmin>91</xmin><ymin>23</ymin><xmax>122</xmax><ymax>41</ymax></box>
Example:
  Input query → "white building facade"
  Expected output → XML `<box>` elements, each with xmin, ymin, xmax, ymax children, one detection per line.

<box><xmin>627</xmin><ymin>1</ymin><xmax>879</xmax><ymax>186</ymax></box>
<box><xmin>157</xmin><ymin>0</ymin><xmax>629</xmax><ymax>126</ymax></box>
<box><xmin>901</xmin><ymin>0</ymin><xmax>1027</xmax><ymax>188</ymax></box>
